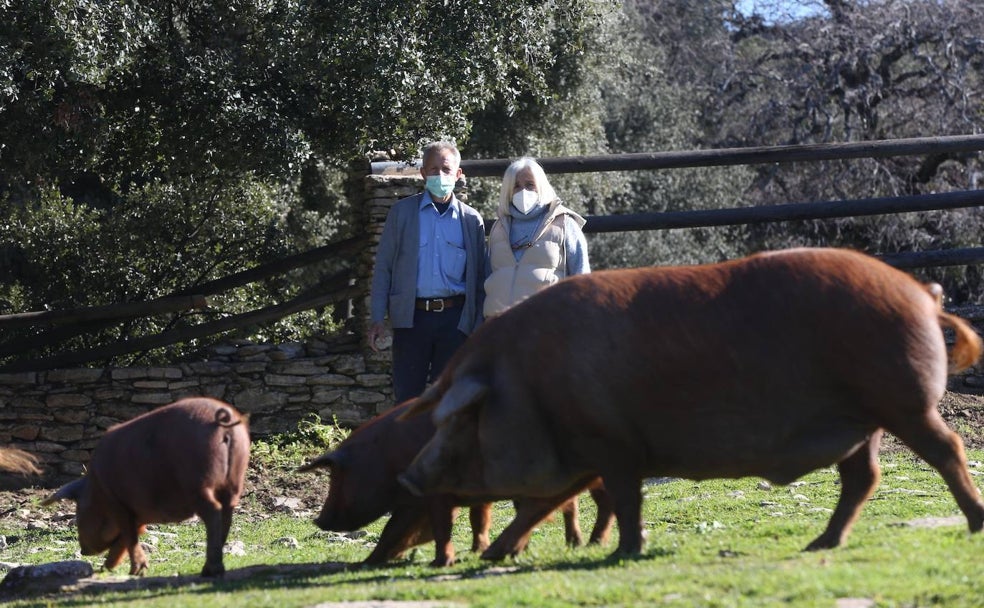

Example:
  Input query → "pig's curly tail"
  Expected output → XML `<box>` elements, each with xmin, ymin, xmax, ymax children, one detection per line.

<box><xmin>214</xmin><ymin>407</ymin><xmax>244</xmax><ymax>428</ymax></box>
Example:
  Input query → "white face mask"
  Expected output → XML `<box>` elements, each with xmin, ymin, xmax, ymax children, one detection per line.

<box><xmin>511</xmin><ymin>189</ymin><xmax>540</xmax><ymax>214</ymax></box>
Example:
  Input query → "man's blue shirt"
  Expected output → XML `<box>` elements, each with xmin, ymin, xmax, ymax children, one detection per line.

<box><xmin>416</xmin><ymin>192</ymin><xmax>467</xmax><ymax>298</ymax></box>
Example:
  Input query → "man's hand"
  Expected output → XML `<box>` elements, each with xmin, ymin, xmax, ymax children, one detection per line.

<box><xmin>367</xmin><ymin>321</ymin><xmax>387</xmax><ymax>353</ymax></box>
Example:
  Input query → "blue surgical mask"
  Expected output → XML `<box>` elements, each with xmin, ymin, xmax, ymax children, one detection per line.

<box><xmin>426</xmin><ymin>174</ymin><xmax>456</xmax><ymax>199</ymax></box>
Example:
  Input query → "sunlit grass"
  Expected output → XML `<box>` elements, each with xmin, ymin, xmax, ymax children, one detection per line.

<box><xmin>3</xmin><ymin>450</ymin><xmax>984</xmax><ymax>607</ymax></box>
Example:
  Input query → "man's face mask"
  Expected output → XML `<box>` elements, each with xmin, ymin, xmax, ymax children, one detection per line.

<box><xmin>426</xmin><ymin>174</ymin><xmax>456</xmax><ymax>199</ymax></box>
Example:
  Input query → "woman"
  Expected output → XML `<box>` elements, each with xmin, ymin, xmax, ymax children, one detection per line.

<box><xmin>483</xmin><ymin>157</ymin><xmax>590</xmax><ymax>318</ymax></box>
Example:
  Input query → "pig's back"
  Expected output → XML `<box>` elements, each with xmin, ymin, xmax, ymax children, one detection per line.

<box><xmin>92</xmin><ymin>398</ymin><xmax>249</xmax><ymax>522</ymax></box>
<box><xmin>482</xmin><ymin>248</ymin><xmax>947</xmax><ymax>481</ymax></box>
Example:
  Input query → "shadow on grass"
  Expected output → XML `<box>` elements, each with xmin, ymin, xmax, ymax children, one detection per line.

<box><xmin>3</xmin><ymin>560</ymin><xmax>351</xmax><ymax>605</ymax></box>
<box><xmin>5</xmin><ymin>545</ymin><xmax>680</xmax><ymax>605</ymax></box>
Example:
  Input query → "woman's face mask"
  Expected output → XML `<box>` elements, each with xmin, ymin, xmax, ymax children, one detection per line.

<box><xmin>512</xmin><ymin>189</ymin><xmax>540</xmax><ymax>214</ymax></box>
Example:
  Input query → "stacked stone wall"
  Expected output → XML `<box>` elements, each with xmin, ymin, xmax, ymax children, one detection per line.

<box><xmin>0</xmin><ymin>168</ymin><xmax>424</xmax><ymax>479</ymax></box>
<box><xmin>0</xmin><ymin>341</ymin><xmax>397</xmax><ymax>477</ymax></box>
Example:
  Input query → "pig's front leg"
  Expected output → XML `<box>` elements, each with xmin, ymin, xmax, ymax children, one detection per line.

<box><xmin>469</xmin><ymin>503</ymin><xmax>491</xmax><ymax>553</ymax></box>
<box><xmin>124</xmin><ymin>523</ymin><xmax>149</xmax><ymax>575</ymax></box>
<box><xmin>103</xmin><ymin>537</ymin><xmax>127</xmax><ymax>572</ymax></box>
<box><xmin>426</xmin><ymin>496</ymin><xmax>459</xmax><ymax>567</ymax></box>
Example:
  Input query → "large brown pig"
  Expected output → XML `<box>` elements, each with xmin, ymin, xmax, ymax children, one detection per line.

<box><xmin>398</xmin><ymin>247</ymin><xmax>984</xmax><ymax>560</ymax></box>
<box><xmin>43</xmin><ymin>397</ymin><xmax>250</xmax><ymax>577</ymax></box>
<box><xmin>300</xmin><ymin>399</ymin><xmax>613</xmax><ymax>566</ymax></box>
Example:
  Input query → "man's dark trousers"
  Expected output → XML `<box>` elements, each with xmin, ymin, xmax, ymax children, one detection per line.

<box><xmin>391</xmin><ymin>308</ymin><xmax>467</xmax><ymax>404</ymax></box>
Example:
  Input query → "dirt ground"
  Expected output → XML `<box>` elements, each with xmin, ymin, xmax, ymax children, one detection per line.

<box><xmin>4</xmin><ymin>390</ymin><xmax>984</xmax><ymax>529</ymax></box>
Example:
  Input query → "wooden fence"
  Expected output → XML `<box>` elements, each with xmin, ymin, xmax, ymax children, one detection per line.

<box><xmin>4</xmin><ymin>133</ymin><xmax>984</xmax><ymax>372</ymax></box>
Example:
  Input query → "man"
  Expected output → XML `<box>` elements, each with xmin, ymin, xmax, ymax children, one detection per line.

<box><xmin>368</xmin><ymin>141</ymin><xmax>486</xmax><ymax>404</ymax></box>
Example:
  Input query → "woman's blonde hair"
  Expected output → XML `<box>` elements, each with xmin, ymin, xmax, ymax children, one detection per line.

<box><xmin>498</xmin><ymin>157</ymin><xmax>558</xmax><ymax>216</ymax></box>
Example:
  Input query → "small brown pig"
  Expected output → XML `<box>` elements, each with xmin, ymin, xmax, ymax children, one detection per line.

<box><xmin>43</xmin><ymin>397</ymin><xmax>250</xmax><ymax>577</ymax></box>
<box><xmin>399</xmin><ymin>247</ymin><xmax>984</xmax><ymax>560</ymax></box>
<box><xmin>300</xmin><ymin>399</ymin><xmax>613</xmax><ymax>566</ymax></box>
<box><xmin>0</xmin><ymin>447</ymin><xmax>40</xmax><ymax>476</ymax></box>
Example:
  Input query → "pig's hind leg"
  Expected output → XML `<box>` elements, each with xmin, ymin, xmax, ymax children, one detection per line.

<box><xmin>805</xmin><ymin>430</ymin><xmax>882</xmax><ymax>550</ymax></box>
<box><xmin>559</xmin><ymin>497</ymin><xmax>584</xmax><ymax>547</ymax></box>
<box><xmin>197</xmin><ymin>490</ymin><xmax>228</xmax><ymax>577</ymax></box>
<box><xmin>889</xmin><ymin>411</ymin><xmax>984</xmax><ymax>533</ymax></box>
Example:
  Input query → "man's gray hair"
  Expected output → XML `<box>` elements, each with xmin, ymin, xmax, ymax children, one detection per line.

<box><xmin>422</xmin><ymin>141</ymin><xmax>461</xmax><ymax>165</ymax></box>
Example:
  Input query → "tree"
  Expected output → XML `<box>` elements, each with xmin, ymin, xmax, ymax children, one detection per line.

<box><xmin>609</xmin><ymin>0</ymin><xmax>984</xmax><ymax>300</ymax></box>
<box><xmin>0</xmin><ymin>0</ymin><xmax>620</xmax><ymax>192</ymax></box>
<box><xmin>0</xmin><ymin>0</ymin><xmax>622</xmax><ymax>364</ymax></box>
<box><xmin>582</xmin><ymin>0</ymin><xmax>755</xmax><ymax>269</ymax></box>
<box><xmin>713</xmin><ymin>0</ymin><xmax>984</xmax><ymax>300</ymax></box>
<box><xmin>462</xmin><ymin>0</ymin><xmax>624</xmax><ymax>220</ymax></box>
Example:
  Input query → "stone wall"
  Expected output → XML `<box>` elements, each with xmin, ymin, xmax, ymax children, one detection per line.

<box><xmin>0</xmin><ymin>167</ymin><xmax>425</xmax><ymax>478</ymax></box>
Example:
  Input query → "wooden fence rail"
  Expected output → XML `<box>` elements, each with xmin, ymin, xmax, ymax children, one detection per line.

<box><xmin>373</xmin><ymin>134</ymin><xmax>984</xmax><ymax>177</ymax></box>
<box><xmin>0</xmin><ymin>270</ymin><xmax>357</xmax><ymax>373</ymax></box>
<box><xmin>0</xmin><ymin>296</ymin><xmax>208</xmax><ymax>330</ymax></box>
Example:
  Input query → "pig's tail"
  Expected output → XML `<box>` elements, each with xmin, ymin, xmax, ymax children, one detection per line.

<box><xmin>214</xmin><ymin>408</ymin><xmax>243</xmax><ymax>428</ymax></box>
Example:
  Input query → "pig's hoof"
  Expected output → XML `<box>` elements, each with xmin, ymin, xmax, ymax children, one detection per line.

<box><xmin>429</xmin><ymin>556</ymin><xmax>456</xmax><ymax>567</ymax></box>
<box><xmin>967</xmin><ymin>506</ymin><xmax>984</xmax><ymax>533</ymax></box>
<box><xmin>200</xmin><ymin>563</ymin><xmax>226</xmax><ymax>577</ymax></box>
<box><xmin>479</xmin><ymin>546</ymin><xmax>513</xmax><ymax>562</ymax></box>
<box><xmin>605</xmin><ymin>550</ymin><xmax>643</xmax><ymax>562</ymax></box>
<box><xmin>803</xmin><ymin>535</ymin><xmax>841</xmax><ymax>551</ymax></box>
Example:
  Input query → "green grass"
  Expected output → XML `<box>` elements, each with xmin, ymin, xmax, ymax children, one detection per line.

<box><xmin>4</xmin><ymin>449</ymin><xmax>984</xmax><ymax>607</ymax></box>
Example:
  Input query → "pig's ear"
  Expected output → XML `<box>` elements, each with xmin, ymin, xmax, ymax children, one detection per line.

<box><xmin>433</xmin><ymin>375</ymin><xmax>489</xmax><ymax>426</ymax></box>
<box><xmin>297</xmin><ymin>451</ymin><xmax>343</xmax><ymax>473</ymax></box>
<box><xmin>41</xmin><ymin>477</ymin><xmax>87</xmax><ymax>506</ymax></box>
<box><xmin>398</xmin><ymin>386</ymin><xmax>442</xmax><ymax>421</ymax></box>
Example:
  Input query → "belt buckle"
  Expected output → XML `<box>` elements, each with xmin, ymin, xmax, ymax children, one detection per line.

<box><xmin>430</xmin><ymin>298</ymin><xmax>445</xmax><ymax>312</ymax></box>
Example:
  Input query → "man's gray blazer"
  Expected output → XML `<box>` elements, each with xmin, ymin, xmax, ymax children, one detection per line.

<box><xmin>370</xmin><ymin>193</ymin><xmax>486</xmax><ymax>335</ymax></box>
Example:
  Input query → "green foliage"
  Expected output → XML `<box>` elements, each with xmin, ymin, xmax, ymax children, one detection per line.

<box><xmin>0</xmin><ymin>175</ymin><xmax>343</xmax><ymax>365</ymax></box>
<box><xmin>581</xmin><ymin>1</ymin><xmax>756</xmax><ymax>268</ymax></box>
<box><xmin>1</xmin><ymin>0</ymin><xmax>612</xmax><ymax>186</ymax></box>
<box><xmin>460</xmin><ymin>1</ymin><xmax>623</xmax><ymax>223</ymax></box>
<box><xmin>0</xmin><ymin>0</ymin><xmax>625</xmax><ymax>362</ymax></box>
<box><xmin>6</xmin><ymin>0</ymin><xmax>984</xmax><ymax>362</ymax></box>
<box><xmin>250</xmin><ymin>413</ymin><xmax>349</xmax><ymax>471</ymax></box>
